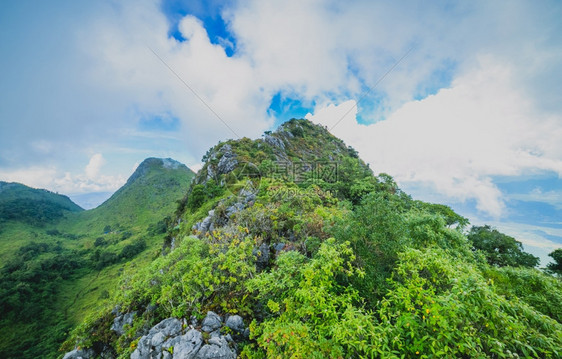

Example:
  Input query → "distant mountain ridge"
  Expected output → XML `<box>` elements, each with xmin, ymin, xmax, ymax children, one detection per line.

<box><xmin>0</xmin><ymin>181</ymin><xmax>82</xmax><ymax>210</ymax></box>
<box><xmin>0</xmin><ymin>181</ymin><xmax>82</xmax><ymax>226</ymax></box>
<box><xmin>69</xmin><ymin>192</ymin><xmax>114</xmax><ymax>210</ymax></box>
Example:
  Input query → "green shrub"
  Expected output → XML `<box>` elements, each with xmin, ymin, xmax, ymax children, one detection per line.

<box><xmin>120</xmin><ymin>239</ymin><xmax>146</xmax><ymax>259</ymax></box>
<box><xmin>244</xmin><ymin>239</ymin><xmax>382</xmax><ymax>358</ymax></box>
<box><xmin>484</xmin><ymin>265</ymin><xmax>562</xmax><ymax>323</ymax></box>
<box><xmin>187</xmin><ymin>184</ymin><xmax>206</xmax><ymax>210</ymax></box>
<box><xmin>116</xmin><ymin>230</ymin><xmax>256</xmax><ymax>321</ymax></box>
<box><xmin>330</xmin><ymin>191</ymin><xmax>408</xmax><ymax>303</ymax></box>
<box><xmin>378</xmin><ymin>247</ymin><xmax>562</xmax><ymax>357</ymax></box>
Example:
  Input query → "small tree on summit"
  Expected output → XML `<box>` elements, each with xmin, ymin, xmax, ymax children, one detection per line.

<box><xmin>467</xmin><ymin>225</ymin><xmax>539</xmax><ymax>268</ymax></box>
<box><xmin>546</xmin><ymin>249</ymin><xmax>562</xmax><ymax>276</ymax></box>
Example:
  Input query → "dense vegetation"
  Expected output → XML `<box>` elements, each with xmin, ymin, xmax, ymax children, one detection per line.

<box><xmin>0</xmin><ymin>159</ymin><xmax>194</xmax><ymax>358</ymax></box>
<box><xmin>0</xmin><ymin>182</ymin><xmax>82</xmax><ymax>226</ymax></box>
<box><xmin>60</xmin><ymin>120</ymin><xmax>562</xmax><ymax>358</ymax></box>
<box><xmin>0</xmin><ymin>242</ymin><xmax>83</xmax><ymax>358</ymax></box>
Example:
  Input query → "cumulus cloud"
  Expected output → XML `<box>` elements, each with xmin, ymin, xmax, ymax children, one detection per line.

<box><xmin>226</xmin><ymin>0</ymin><xmax>562</xmax><ymax>116</ymax></box>
<box><xmin>85</xmin><ymin>153</ymin><xmax>106</xmax><ymax>179</ymax></box>
<box><xmin>81</xmin><ymin>1</ymin><xmax>274</xmax><ymax>153</ymax></box>
<box><xmin>0</xmin><ymin>167</ymin><xmax>59</xmax><ymax>191</ymax></box>
<box><xmin>308</xmin><ymin>57</ymin><xmax>562</xmax><ymax>217</ymax></box>
<box><xmin>0</xmin><ymin>160</ymin><xmax>125</xmax><ymax>195</ymax></box>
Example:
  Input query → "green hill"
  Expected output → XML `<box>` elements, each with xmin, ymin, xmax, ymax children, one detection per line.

<box><xmin>64</xmin><ymin>157</ymin><xmax>194</xmax><ymax>234</ymax></box>
<box><xmin>61</xmin><ymin>119</ymin><xmax>562</xmax><ymax>359</ymax></box>
<box><xmin>0</xmin><ymin>181</ymin><xmax>82</xmax><ymax>226</ymax></box>
<box><xmin>0</xmin><ymin>182</ymin><xmax>84</xmax><ymax>263</ymax></box>
<box><xmin>0</xmin><ymin>158</ymin><xmax>194</xmax><ymax>359</ymax></box>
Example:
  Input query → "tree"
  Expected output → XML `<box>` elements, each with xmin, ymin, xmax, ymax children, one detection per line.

<box><xmin>467</xmin><ymin>225</ymin><xmax>539</xmax><ymax>268</ymax></box>
<box><xmin>94</xmin><ymin>237</ymin><xmax>105</xmax><ymax>247</ymax></box>
<box><xmin>546</xmin><ymin>248</ymin><xmax>562</xmax><ymax>276</ymax></box>
<box><xmin>331</xmin><ymin>191</ymin><xmax>408</xmax><ymax>302</ymax></box>
<box><xmin>414</xmin><ymin>201</ymin><xmax>469</xmax><ymax>229</ymax></box>
<box><xmin>187</xmin><ymin>184</ymin><xmax>206</xmax><ymax>210</ymax></box>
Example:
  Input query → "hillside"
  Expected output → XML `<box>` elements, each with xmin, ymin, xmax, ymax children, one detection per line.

<box><xmin>0</xmin><ymin>182</ymin><xmax>84</xmax><ymax>263</ymax></box>
<box><xmin>0</xmin><ymin>158</ymin><xmax>195</xmax><ymax>359</ymax></box>
<box><xmin>61</xmin><ymin>119</ymin><xmax>562</xmax><ymax>359</ymax></box>
<box><xmin>0</xmin><ymin>181</ymin><xmax>82</xmax><ymax>225</ymax></box>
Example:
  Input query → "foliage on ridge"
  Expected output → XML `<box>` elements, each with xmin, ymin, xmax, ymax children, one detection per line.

<box><xmin>61</xmin><ymin>119</ymin><xmax>562</xmax><ymax>359</ymax></box>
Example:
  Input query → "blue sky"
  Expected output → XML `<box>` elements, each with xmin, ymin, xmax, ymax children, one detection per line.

<box><xmin>1</xmin><ymin>0</ymin><xmax>561</xmax><ymax>265</ymax></box>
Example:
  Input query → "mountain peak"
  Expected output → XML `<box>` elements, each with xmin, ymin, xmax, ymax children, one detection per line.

<box><xmin>126</xmin><ymin>158</ymin><xmax>190</xmax><ymax>187</ymax></box>
<box><xmin>95</xmin><ymin>157</ymin><xmax>194</xmax><ymax>212</ymax></box>
<box><xmin>193</xmin><ymin>118</ymin><xmax>368</xmax><ymax>187</ymax></box>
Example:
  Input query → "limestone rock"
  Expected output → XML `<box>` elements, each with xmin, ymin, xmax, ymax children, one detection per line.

<box><xmin>225</xmin><ymin>315</ymin><xmax>244</xmax><ymax>333</ymax></box>
<box><xmin>201</xmin><ymin>311</ymin><xmax>222</xmax><ymax>332</ymax></box>
<box><xmin>111</xmin><ymin>311</ymin><xmax>136</xmax><ymax>336</ymax></box>
<box><xmin>62</xmin><ymin>348</ymin><xmax>95</xmax><ymax>359</ymax></box>
<box><xmin>216</xmin><ymin>145</ymin><xmax>238</xmax><ymax>175</ymax></box>
<box><xmin>131</xmin><ymin>318</ymin><xmax>183</xmax><ymax>359</ymax></box>
<box><xmin>195</xmin><ymin>336</ymin><xmax>235</xmax><ymax>359</ymax></box>
<box><xmin>172</xmin><ymin>329</ymin><xmax>203</xmax><ymax>359</ymax></box>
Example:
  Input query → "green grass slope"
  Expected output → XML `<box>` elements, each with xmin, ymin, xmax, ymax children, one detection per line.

<box><xmin>0</xmin><ymin>158</ymin><xmax>194</xmax><ymax>359</ymax></box>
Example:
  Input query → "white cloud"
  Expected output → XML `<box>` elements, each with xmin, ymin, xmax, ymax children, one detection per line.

<box><xmin>85</xmin><ymin>153</ymin><xmax>106</xmax><ymax>179</ymax></box>
<box><xmin>308</xmin><ymin>57</ymin><xmax>562</xmax><ymax>218</ymax></box>
<box><xmin>81</xmin><ymin>2</ymin><xmax>274</xmax><ymax>154</ymax></box>
<box><xmin>509</xmin><ymin>189</ymin><xmax>562</xmax><ymax>211</ymax></box>
<box><xmin>0</xmin><ymin>159</ymin><xmax>125</xmax><ymax>196</ymax></box>
<box><xmin>0</xmin><ymin>167</ymin><xmax>59</xmax><ymax>191</ymax></box>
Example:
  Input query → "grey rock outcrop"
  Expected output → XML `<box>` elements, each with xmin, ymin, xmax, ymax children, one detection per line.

<box><xmin>201</xmin><ymin>311</ymin><xmax>222</xmax><ymax>332</ymax></box>
<box><xmin>111</xmin><ymin>311</ymin><xmax>136</xmax><ymax>336</ymax></box>
<box><xmin>62</xmin><ymin>348</ymin><xmax>95</xmax><ymax>359</ymax></box>
<box><xmin>225</xmin><ymin>315</ymin><xmax>244</xmax><ymax>334</ymax></box>
<box><xmin>193</xmin><ymin>187</ymin><xmax>257</xmax><ymax>234</ymax></box>
<box><xmin>238</xmin><ymin>188</ymin><xmax>256</xmax><ymax>204</ymax></box>
<box><xmin>131</xmin><ymin>318</ymin><xmax>183</xmax><ymax>359</ymax></box>
<box><xmin>264</xmin><ymin>134</ymin><xmax>285</xmax><ymax>151</ymax></box>
<box><xmin>216</xmin><ymin>144</ymin><xmax>238</xmax><ymax>175</ymax></box>
<box><xmin>128</xmin><ymin>312</ymin><xmax>241</xmax><ymax>359</ymax></box>
<box><xmin>172</xmin><ymin>330</ymin><xmax>202</xmax><ymax>359</ymax></box>
<box><xmin>195</xmin><ymin>336</ymin><xmax>235</xmax><ymax>359</ymax></box>
<box><xmin>225</xmin><ymin>202</ymin><xmax>244</xmax><ymax>218</ymax></box>
<box><xmin>194</xmin><ymin>210</ymin><xmax>214</xmax><ymax>233</ymax></box>
<box><xmin>150</xmin><ymin>318</ymin><xmax>183</xmax><ymax>338</ymax></box>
